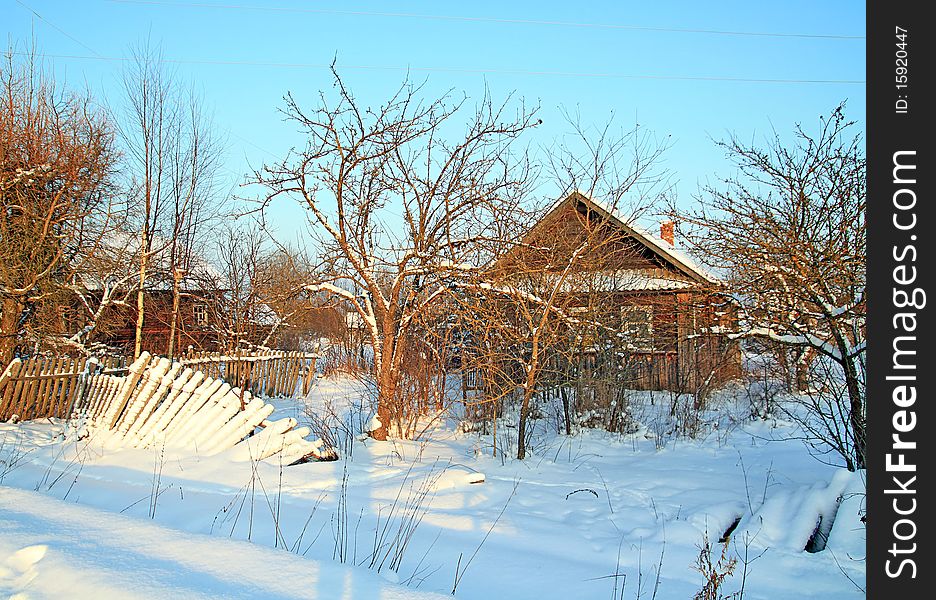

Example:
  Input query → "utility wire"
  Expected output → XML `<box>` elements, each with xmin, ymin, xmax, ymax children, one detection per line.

<box><xmin>104</xmin><ymin>0</ymin><xmax>865</xmax><ymax>41</ymax></box>
<box><xmin>14</xmin><ymin>52</ymin><xmax>865</xmax><ymax>85</ymax></box>
<box><xmin>13</xmin><ymin>0</ymin><xmax>102</xmax><ymax>57</ymax></box>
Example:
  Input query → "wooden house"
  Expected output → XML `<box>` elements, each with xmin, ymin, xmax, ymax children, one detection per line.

<box><xmin>492</xmin><ymin>192</ymin><xmax>740</xmax><ymax>394</ymax></box>
<box><xmin>88</xmin><ymin>287</ymin><xmax>225</xmax><ymax>357</ymax></box>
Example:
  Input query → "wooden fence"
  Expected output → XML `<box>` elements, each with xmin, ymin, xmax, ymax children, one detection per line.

<box><xmin>0</xmin><ymin>350</ymin><xmax>318</xmax><ymax>424</ymax></box>
<box><xmin>181</xmin><ymin>349</ymin><xmax>318</xmax><ymax>398</ymax></box>
<box><xmin>0</xmin><ymin>352</ymin><xmax>328</xmax><ymax>464</ymax></box>
<box><xmin>0</xmin><ymin>356</ymin><xmax>126</xmax><ymax>422</ymax></box>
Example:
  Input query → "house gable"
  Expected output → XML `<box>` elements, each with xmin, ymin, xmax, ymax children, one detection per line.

<box><xmin>494</xmin><ymin>192</ymin><xmax>718</xmax><ymax>290</ymax></box>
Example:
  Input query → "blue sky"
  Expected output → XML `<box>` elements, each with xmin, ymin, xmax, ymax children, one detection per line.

<box><xmin>5</xmin><ymin>0</ymin><xmax>865</xmax><ymax>243</ymax></box>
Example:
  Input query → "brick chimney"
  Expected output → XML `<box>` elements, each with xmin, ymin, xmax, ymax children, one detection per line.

<box><xmin>660</xmin><ymin>220</ymin><xmax>675</xmax><ymax>246</ymax></box>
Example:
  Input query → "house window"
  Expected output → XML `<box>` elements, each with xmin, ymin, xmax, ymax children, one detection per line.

<box><xmin>620</xmin><ymin>305</ymin><xmax>654</xmax><ymax>349</ymax></box>
<box><xmin>193</xmin><ymin>304</ymin><xmax>209</xmax><ymax>327</ymax></box>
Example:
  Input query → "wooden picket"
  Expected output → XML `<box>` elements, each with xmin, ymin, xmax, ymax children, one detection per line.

<box><xmin>0</xmin><ymin>351</ymin><xmax>329</xmax><ymax>465</ymax></box>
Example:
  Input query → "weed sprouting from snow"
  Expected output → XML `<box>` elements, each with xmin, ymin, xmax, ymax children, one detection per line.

<box><xmin>730</xmin><ymin>529</ymin><xmax>767</xmax><ymax>600</ymax></box>
<box><xmin>60</xmin><ymin>458</ymin><xmax>84</xmax><ymax>501</ymax></box>
<box><xmin>0</xmin><ymin>429</ymin><xmax>33</xmax><ymax>483</ymax></box>
<box><xmin>290</xmin><ymin>492</ymin><xmax>327</xmax><ymax>555</ymax></box>
<box><xmin>692</xmin><ymin>532</ymin><xmax>738</xmax><ymax>600</ymax></box>
<box><xmin>331</xmin><ymin>462</ymin><xmax>350</xmax><ymax>562</ymax></box>
<box><xmin>650</xmin><ymin>536</ymin><xmax>665</xmax><ymax>600</ymax></box>
<box><xmin>826</xmin><ymin>546</ymin><xmax>866</xmax><ymax>595</ymax></box>
<box><xmin>211</xmin><ymin>454</ymin><xmax>263</xmax><ymax>538</ymax></box>
<box><xmin>30</xmin><ymin>423</ymin><xmax>91</xmax><ymax>496</ymax></box>
<box><xmin>148</xmin><ymin>441</ymin><xmax>166</xmax><ymax>519</ymax></box>
<box><xmin>586</xmin><ymin>533</ymin><xmax>637</xmax><ymax>600</ymax></box>
<box><xmin>215</xmin><ymin>450</ymin><xmax>293</xmax><ymax>548</ymax></box>
<box><xmin>366</xmin><ymin>462</ymin><xmax>442</xmax><ymax>574</ymax></box>
<box><xmin>206</xmin><ymin>445</ymin><xmax>452</xmax><ymax>588</ymax></box>
<box><xmin>737</xmin><ymin>452</ymin><xmax>773</xmax><ymax>515</ymax></box>
<box><xmin>305</xmin><ymin>398</ymin><xmax>360</xmax><ymax>461</ymax></box>
<box><xmin>610</xmin><ymin>534</ymin><xmax>627</xmax><ymax>600</ymax></box>
<box><xmin>596</xmin><ymin>468</ymin><xmax>615</xmax><ymax>514</ymax></box>
<box><xmin>634</xmin><ymin>538</ymin><xmax>646</xmax><ymax>600</ymax></box>
<box><xmin>34</xmin><ymin>433</ymin><xmax>68</xmax><ymax>491</ymax></box>
<box><xmin>451</xmin><ymin>478</ymin><xmax>519</xmax><ymax>595</ymax></box>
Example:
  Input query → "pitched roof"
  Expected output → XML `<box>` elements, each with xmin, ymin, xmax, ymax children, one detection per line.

<box><xmin>531</xmin><ymin>191</ymin><xmax>722</xmax><ymax>286</ymax></box>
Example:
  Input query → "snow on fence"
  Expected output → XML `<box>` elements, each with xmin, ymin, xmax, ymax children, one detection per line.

<box><xmin>180</xmin><ymin>348</ymin><xmax>318</xmax><ymax>398</ymax></box>
<box><xmin>0</xmin><ymin>352</ymin><xmax>328</xmax><ymax>464</ymax></box>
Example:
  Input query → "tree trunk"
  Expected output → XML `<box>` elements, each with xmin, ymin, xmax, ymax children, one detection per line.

<box><xmin>167</xmin><ymin>269</ymin><xmax>182</xmax><ymax>359</ymax></box>
<box><xmin>371</xmin><ymin>366</ymin><xmax>394</xmax><ymax>441</ymax></box>
<box><xmin>0</xmin><ymin>297</ymin><xmax>25</xmax><ymax>367</ymax></box>
<box><xmin>369</xmin><ymin>328</ymin><xmax>397</xmax><ymax>441</ymax></box>
<box><xmin>795</xmin><ymin>348</ymin><xmax>813</xmax><ymax>392</ymax></box>
<box><xmin>134</xmin><ymin>283</ymin><xmax>145</xmax><ymax>359</ymax></box>
<box><xmin>559</xmin><ymin>385</ymin><xmax>572</xmax><ymax>436</ymax></box>
<box><xmin>517</xmin><ymin>385</ymin><xmax>534</xmax><ymax>460</ymax></box>
<box><xmin>134</xmin><ymin>229</ymin><xmax>148</xmax><ymax>359</ymax></box>
<box><xmin>842</xmin><ymin>356</ymin><xmax>866</xmax><ymax>470</ymax></box>
<box><xmin>517</xmin><ymin>354</ymin><xmax>540</xmax><ymax>460</ymax></box>
<box><xmin>372</xmin><ymin>388</ymin><xmax>393</xmax><ymax>441</ymax></box>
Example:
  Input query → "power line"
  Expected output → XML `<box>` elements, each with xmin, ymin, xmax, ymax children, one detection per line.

<box><xmin>17</xmin><ymin>52</ymin><xmax>865</xmax><ymax>85</ymax></box>
<box><xmin>13</xmin><ymin>0</ymin><xmax>102</xmax><ymax>57</ymax></box>
<box><xmin>104</xmin><ymin>0</ymin><xmax>865</xmax><ymax>41</ymax></box>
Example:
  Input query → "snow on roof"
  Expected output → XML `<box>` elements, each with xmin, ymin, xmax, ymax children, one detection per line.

<box><xmin>252</xmin><ymin>302</ymin><xmax>280</xmax><ymax>326</ymax></box>
<box><xmin>627</xmin><ymin>221</ymin><xmax>722</xmax><ymax>284</ymax></box>
<box><xmin>556</xmin><ymin>191</ymin><xmax>722</xmax><ymax>286</ymax></box>
<box><xmin>557</xmin><ymin>269</ymin><xmax>695</xmax><ymax>292</ymax></box>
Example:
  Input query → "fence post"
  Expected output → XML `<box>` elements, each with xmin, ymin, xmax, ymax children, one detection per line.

<box><xmin>69</xmin><ymin>358</ymin><xmax>97</xmax><ymax>419</ymax></box>
<box><xmin>0</xmin><ymin>359</ymin><xmax>22</xmax><ymax>421</ymax></box>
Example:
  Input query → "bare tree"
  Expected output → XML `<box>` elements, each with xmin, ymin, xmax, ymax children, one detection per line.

<box><xmin>677</xmin><ymin>104</ymin><xmax>866</xmax><ymax>470</ymax></box>
<box><xmin>253</xmin><ymin>246</ymin><xmax>319</xmax><ymax>348</ymax></box>
<box><xmin>457</xmin><ymin>118</ymin><xmax>670</xmax><ymax>459</ymax></box>
<box><xmin>0</xmin><ymin>48</ymin><xmax>117</xmax><ymax>364</ymax></box>
<box><xmin>253</xmin><ymin>69</ymin><xmax>538</xmax><ymax>440</ymax></box>
<box><xmin>47</xmin><ymin>225</ymin><xmax>138</xmax><ymax>355</ymax></box>
<box><xmin>118</xmin><ymin>41</ymin><xmax>221</xmax><ymax>359</ymax></box>
<box><xmin>165</xmin><ymin>98</ymin><xmax>222</xmax><ymax>359</ymax></box>
<box><xmin>212</xmin><ymin>221</ymin><xmax>265</xmax><ymax>349</ymax></box>
<box><xmin>211</xmin><ymin>222</ymin><xmax>343</xmax><ymax>352</ymax></box>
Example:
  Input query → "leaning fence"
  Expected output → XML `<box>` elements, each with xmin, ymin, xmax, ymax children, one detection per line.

<box><xmin>0</xmin><ymin>351</ymin><xmax>327</xmax><ymax>464</ymax></box>
<box><xmin>0</xmin><ymin>349</ymin><xmax>317</xmax><ymax>424</ymax></box>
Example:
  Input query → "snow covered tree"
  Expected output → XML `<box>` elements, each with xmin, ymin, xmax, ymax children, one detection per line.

<box><xmin>253</xmin><ymin>69</ymin><xmax>538</xmax><ymax>440</ymax></box>
<box><xmin>677</xmin><ymin>105</ymin><xmax>866</xmax><ymax>470</ymax></box>
<box><xmin>0</xmin><ymin>48</ymin><xmax>117</xmax><ymax>364</ymax></box>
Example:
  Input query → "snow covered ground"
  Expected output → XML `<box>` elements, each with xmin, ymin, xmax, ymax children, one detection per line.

<box><xmin>1</xmin><ymin>375</ymin><xmax>865</xmax><ymax>599</ymax></box>
<box><xmin>0</xmin><ymin>487</ymin><xmax>449</xmax><ymax>600</ymax></box>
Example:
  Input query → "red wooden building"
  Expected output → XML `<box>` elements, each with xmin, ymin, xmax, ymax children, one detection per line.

<box><xmin>90</xmin><ymin>288</ymin><xmax>225</xmax><ymax>357</ymax></box>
